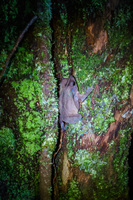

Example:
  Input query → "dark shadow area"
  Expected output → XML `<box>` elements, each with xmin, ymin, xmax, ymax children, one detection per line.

<box><xmin>50</xmin><ymin>5</ymin><xmax>61</xmax><ymax>199</ymax></box>
<box><xmin>128</xmin><ymin>132</ymin><xmax>133</xmax><ymax>200</ymax></box>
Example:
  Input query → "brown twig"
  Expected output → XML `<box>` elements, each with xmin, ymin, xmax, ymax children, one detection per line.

<box><xmin>0</xmin><ymin>16</ymin><xmax>37</xmax><ymax>83</ymax></box>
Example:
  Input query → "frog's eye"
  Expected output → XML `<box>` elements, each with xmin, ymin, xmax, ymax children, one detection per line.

<box><xmin>73</xmin><ymin>81</ymin><xmax>75</xmax><ymax>86</ymax></box>
<box><xmin>70</xmin><ymin>81</ymin><xmax>75</xmax><ymax>86</ymax></box>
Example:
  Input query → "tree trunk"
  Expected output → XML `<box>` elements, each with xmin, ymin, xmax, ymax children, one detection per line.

<box><xmin>32</xmin><ymin>24</ymin><xmax>58</xmax><ymax>200</ymax></box>
<box><xmin>52</xmin><ymin>1</ymin><xmax>133</xmax><ymax>199</ymax></box>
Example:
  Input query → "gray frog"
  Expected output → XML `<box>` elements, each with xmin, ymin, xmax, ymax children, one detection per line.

<box><xmin>59</xmin><ymin>75</ymin><xmax>93</xmax><ymax>130</ymax></box>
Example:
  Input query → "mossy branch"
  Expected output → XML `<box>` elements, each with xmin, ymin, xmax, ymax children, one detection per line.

<box><xmin>0</xmin><ymin>16</ymin><xmax>37</xmax><ymax>85</ymax></box>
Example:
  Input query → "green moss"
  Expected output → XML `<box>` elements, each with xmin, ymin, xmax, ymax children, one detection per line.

<box><xmin>0</xmin><ymin>0</ymin><xmax>56</xmax><ymax>198</ymax></box>
<box><xmin>72</xmin><ymin>135</ymin><xmax>128</xmax><ymax>200</ymax></box>
<box><xmin>91</xmin><ymin>131</ymin><xmax>129</xmax><ymax>200</ymax></box>
<box><xmin>10</xmin><ymin>47</ymin><xmax>58</xmax><ymax>156</ymax></box>
<box><xmin>60</xmin><ymin>57</ymin><xmax>72</xmax><ymax>78</ymax></box>
<box><xmin>107</xmin><ymin>7</ymin><xmax>132</xmax><ymax>51</ymax></box>
<box><xmin>0</xmin><ymin>27</ymin><xmax>58</xmax><ymax>198</ymax></box>
<box><xmin>113</xmin><ymin>129</ymin><xmax>130</xmax><ymax>183</ymax></box>
<box><xmin>38</xmin><ymin>0</ymin><xmax>52</xmax><ymax>26</ymax></box>
<box><xmin>59</xmin><ymin>179</ymin><xmax>81</xmax><ymax>200</ymax></box>
<box><xmin>0</xmin><ymin>127</ymin><xmax>15</xmax><ymax>150</ymax></box>
<box><xmin>69</xmin><ymin>16</ymin><xmax>133</xmax><ymax>136</ymax></box>
<box><xmin>0</xmin><ymin>50</ymin><xmax>8</xmax><ymax>72</ymax></box>
<box><xmin>74</xmin><ymin>150</ymin><xmax>107</xmax><ymax>178</ymax></box>
<box><xmin>11</xmin><ymin>74</ymin><xmax>43</xmax><ymax>155</ymax></box>
<box><xmin>54</xmin><ymin>2</ymin><xmax>132</xmax><ymax>200</ymax></box>
<box><xmin>67</xmin><ymin>179</ymin><xmax>81</xmax><ymax>200</ymax></box>
<box><xmin>0</xmin><ymin>127</ymin><xmax>37</xmax><ymax>199</ymax></box>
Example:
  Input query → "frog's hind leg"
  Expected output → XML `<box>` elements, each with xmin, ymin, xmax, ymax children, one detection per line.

<box><xmin>64</xmin><ymin>114</ymin><xmax>82</xmax><ymax>124</ymax></box>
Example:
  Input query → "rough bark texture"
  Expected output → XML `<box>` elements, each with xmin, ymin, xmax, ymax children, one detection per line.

<box><xmin>52</xmin><ymin>1</ymin><xmax>133</xmax><ymax>199</ymax></box>
<box><xmin>1</xmin><ymin>1</ymin><xmax>133</xmax><ymax>199</ymax></box>
<box><xmin>40</xmin><ymin>149</ymin><xmax>52</xmax><ymax>200</ymax></box>
<box><xmin>33</xmin><ymin>30</ymin><xmax>56</xmax><ymax>200</ymax></box>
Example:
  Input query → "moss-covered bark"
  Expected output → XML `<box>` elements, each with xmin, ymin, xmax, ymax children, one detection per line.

<box><xmin>0</xmin><ymin>1</ymin><xmax>58</xmax><ymax>199</ymax></box>
<box><xmin>0</xmin><ymin>0</ymin><xmax>133</xmax><ymax>200</ymax></box>
<box><xmin>33</xmin><ymin>26</ymin><xmax>58</xmax><ymax>200</ymax></box>
<box><xmin>52</xmin><ymin>1</ymin><xmax>133</xmax><ymax>199</ymax></box>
